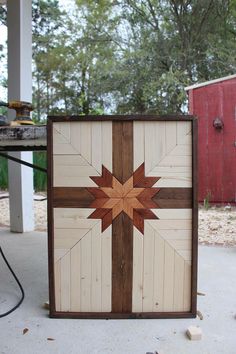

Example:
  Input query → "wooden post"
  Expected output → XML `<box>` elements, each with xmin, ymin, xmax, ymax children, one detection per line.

<box><xmin>7</xmin><ymin>0</ymin><xmax>34</xmax><ymax>232</ymax></box>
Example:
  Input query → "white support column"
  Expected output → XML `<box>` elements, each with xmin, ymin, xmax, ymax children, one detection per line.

<box><xmin>7</xmin><ymin>0</ymin><xmax>34</xmax><ymax>232</ymax></box>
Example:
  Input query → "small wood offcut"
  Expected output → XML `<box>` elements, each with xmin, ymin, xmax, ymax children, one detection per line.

<box><xmin>47</xmin><ymin>115</ymin><xmax>198</xmax><ymax>319</ymax></box>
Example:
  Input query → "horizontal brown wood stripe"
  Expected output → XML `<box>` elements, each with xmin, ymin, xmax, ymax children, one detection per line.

<box><xmin>52</xmin><ymin>187</ymin><xmax>94</xmax><ymax>207</ymax></box>
<box><xmin>48</xmin><ymin>114</ymin><xmax>196</xmax><ymax>122</ymax></box>
<box><xmin>153</xmin><ymin>188</ymin><xmax>192</xmax><ymax>208</ymax></box>
<box><xmin>137</xmin><ymin>188</ymin><xmax>160</xmax><ymax>208</ymax></box>
<box><xmin>50</xmin><ymin>311</ymin><xmax>196</xmax><ymax>319</ymax></box>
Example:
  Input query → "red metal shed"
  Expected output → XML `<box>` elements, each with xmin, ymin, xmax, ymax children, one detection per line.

<box><xmin>186</xmin><ymin>74</ymin><xmax>236</xmax><ymax>204</ymax></box>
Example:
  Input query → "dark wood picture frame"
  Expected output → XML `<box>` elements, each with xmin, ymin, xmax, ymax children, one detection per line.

<box><xmin>47</xmin><ymin>115</ymin><xmax>198</xmax><ymax>319</ymax></box>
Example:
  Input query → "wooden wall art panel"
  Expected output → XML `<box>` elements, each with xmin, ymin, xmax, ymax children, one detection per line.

<box><xmin>47</xmin><ymin>115</ymin><xmax>198</xmax><ymax>319</ymax></box>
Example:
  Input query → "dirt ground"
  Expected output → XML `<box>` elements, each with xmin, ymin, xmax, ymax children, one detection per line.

<box><xmin>0</xmin><ymin>192</ymin><xmax>235</xmax><ymax>246</ymax></box>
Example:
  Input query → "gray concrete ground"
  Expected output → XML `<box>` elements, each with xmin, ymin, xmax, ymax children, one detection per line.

<box><xmin>0</xmin><ymin>227</ymin><xmax>235</xmax><ymax>354</ymax></box>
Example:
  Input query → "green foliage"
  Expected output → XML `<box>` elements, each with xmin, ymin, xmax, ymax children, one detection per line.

<box><xmin>0</xmin><ymin>156</ymin><xmax>8</xmax><ymax>189</ymax></box>
<box><xmin>0</xmin><ymin>153</ymin><xmax>47</xmax><ymax>191</ymax></box>
<box><xmin>1</xmin><ymin>1</ymin><xmax>236</xmax><ymax>190</ymax></box>
<box><xmin>33</xmin><ymin>152</ymin><xmax>47</xmax><ymax>191</ymax></box>
<box><xmin>30</xmin><ymin>0</ymin><xmax>236</xmax><ymax>117</ymax></box>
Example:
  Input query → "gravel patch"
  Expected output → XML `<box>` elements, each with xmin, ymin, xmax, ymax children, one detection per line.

<box><xmin>0</xmin><ymin>192</ymin><xmax>47</xmax><ymax>231</ymax></box>
<box><xmin>199</xmin><ymin>205</ymin><xmax>236</xmax><ymax>247</ymax></box>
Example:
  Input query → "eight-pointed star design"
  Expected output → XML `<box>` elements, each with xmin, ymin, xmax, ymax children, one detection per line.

<box><xmin>86</xmin><ymin>164</ymin><xmax>160</xmax><ymax>234</ymax></box>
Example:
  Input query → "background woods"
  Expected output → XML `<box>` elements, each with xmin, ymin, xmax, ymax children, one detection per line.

<box><xmin>0</xmin><ymin>0</ymin><xmax>236</xmax><ymax>189</ymax></box>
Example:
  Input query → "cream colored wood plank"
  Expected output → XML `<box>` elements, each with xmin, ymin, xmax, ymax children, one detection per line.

<box><xmin>165</xmin><ymin>121</ymin><xmax>177</xmax><ymax>154</ymax></box>
<box><xmin>145</xmin><ymin>122</ymin><xmax>166</xmax><ymax>174</ymax></box>
<box><xmin>53</xmin><ymin>122</ymin><xmax>70</xmax><ymax>140</ymax></box>
<box><xmin>178</xmin><ymin>128</ymin><xmax>192</xmax><ymax>145</ymax></box>
<box><xmin>54</xmin><ymin>228</ymin><xmax>90</xmax><ymax>240</ymax></box>
<box><xmin>144</xmin><ymin>122</ymin><xmax>158</xmax><ymax>174</ymax></box>
<box><xmin>80</xmin><ymin>230</ymin><xmax>92</xmax><ymax>311</ymax></box>
<box><xmin>101</xmin><ymin>226</ymin><xmax>112</xmax><ymax>312</ymax></box>
<box><xmin>54</xmin><ymin>175</ymin><xmax>97</xmax><ymax>187</ymax></box>
<box><xmin>167</xmin><ymin>239</ymin><xmax>192</xmax><ymax>251</ymax></box>
<box><xmin>53</xmin><ymin>140</ymin><xmax>78</xmax><ymax>155</ymax></box>
<box><xmin>54</xmin><ymin>249</ymin><xmax>68</xmax><ymax>262</ymax></box>
<box><xmin>152</xmin><ymin>231</ymin><xmax>165</xmax><ymax>312</ymax></box>
<box><xmin>55</xmin><ymin>219</ymin><xmax>98</xmax><ymax>230</ymax></box>
<box><xmin>54</xmin><ymin>208</ymin><xmax>95</xmax><ymax>219</ymax></box>
<box><xmin>54</xmin><ymin>155</ymin><xmax>88</xmax><ymax>167</ymax></box>
<box><xmin>70</xmin><ymin>122</ymin><xmax>81</xmax><ymax>153</ymax></box>
<box><xmin>169</xmin><ymin>144</ymin><xmax>192</xmax><ymax>156</ymax></box>
<box><xmin>163</xmin><ymin>242</ymin><xmax>174</xmax><ymax>311</ymax></box>
<box><xmin>150</xmin><ymin>172</ymin><xmax>191</xmax><ymax>178</ymax></box>
<box><xmin>147</xmin><ymin>219</ymin><xmax>192</xmax><ymax>230</ymax></box>
<box><xmin>70</xmin><ymin>242</ymin><xmax>81</xmax><ymax>311</ymax></box>
<box><xmin>92</xmin><ymin>122</ymin><xmax>102</xmax><ymax>174</ymax></box>
<box><xmin>91</xmin><ymin>222</ymin><xmax>102</xmax><ymax>311</ymax></box>
<box><xmin>54</xmin><ymin>260</ymin><xmax>61</xmax><ymax>311</ymax></box>
<box><xmin>134</xmin><ymin>122</ymin><xmax>144</xmax><ymax>170</ymax></box>
<box><xmin>183</xmin><ymin>262</ymin><xmax>191</xmax><ymax>311</ymax></box>
<box><xmin>158</xmin><ymin>155</ymin><xmax>192</xmax><ymax>167</ymax></box>
<box><xmin>60</xmin><ymin>252</ymin><xmax>71</xmax><ymax>311</ymax></box>
<box><xmin>54</xmin><ymin>228</ymin><xmax>90</xmax><ymax>249</ymax></box>
<box><xmin>142</xmin><ymin>222</ymin><xmax>155</xmax><ymax>312</ymax></box>
<box><xmin>132</xmin><ymin>227</ymin><xmax>144</xmax><ymax>312</ymax></box>
<box><xmin>154</xmin><ymin>177</ymin><xmax>192</xmax><ymax>188</ymax></box>
<box><xmin>80</xmin><ymin>122</ymin><xmax>92</xmax><ymax>164</ymax></box>
<box><xmin>152</xmin><ymin>209</ymin><xmax>192</xmax><ymax>220</ymax></box>
<box><xmin>145</xmin><ymin>221</ymin><xmax>192</xmax><ymax>261</ymax></box>
<box><xmin>54</xmin><ymin>209</ymin><xmax>98</xmax><ymax>229</ymax></box>
<box><xmin>173</xmin><ymin>252</ymin><xmax>185</xmax><ymax>311</ymax></box>
<box><xmin>177</xmin><ymin>121</ymin><xmax>191</xmax><ymax>143</ymax></box>
<box><xmin>54</xmin><ymin>165</ymin><xmax>99</xmax><ymax>178</ymax></box>
<box><xmin>179</xmin><ymin>135</ymin><xmax>191</xmax><ymax>145</ymax></box>
<box><xmin>147</xmin><ymin>166</ymin><xmax>191</xmax><ymax>178</ymax></box>
<box><xmin>157</xmin><ymin>229</ymin><xmax>192</xmax><ymax>240</ymax></box>
<box><xmin>155</xmin><ymin>122</ymin><xmax>166</xmax><ymax>165</ymax></box>
<box><xmin>53</xmin><ymin>123</ymin><xmax>76</xmax><ymax>156</ymax></box>
<box><xmin>53</xmin><ymin>130</ymin><xmax>69</xmax><ymax>145</ymax></box>
<box><xmin>178</xmin><ymin>250</ymin><xmax>192</xmax><ymax>262</ymax></box>
<box><xmin>102</xmin><ymin>122</ymin><xmax>112</xmax><ymax>171</ymax></box>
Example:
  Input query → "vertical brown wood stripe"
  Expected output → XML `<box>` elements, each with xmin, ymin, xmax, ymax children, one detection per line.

<box><xmin>113</xmin><ymin>122</ymin><xmax>133</xmax><ymax>183</ymax></box>
<box><xmin>191</xmin><ymin>118</ymin><xmax>198</xmax><ymax>315</ymax></box>
<box><xmin>112</xmin><ymin>121</ymin><xmax>133</xmax><ymax>312</ymax></box>
<box><xmin>47</xmin><ymin>119</ymin><xmax>56</xmax><ymax>315</ymax></box>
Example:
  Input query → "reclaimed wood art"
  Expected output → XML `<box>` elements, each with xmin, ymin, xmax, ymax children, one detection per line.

<box><xmin>47</xmin><ymin>116</ymin><xmax>198</xmax><ymax>319</ymax></box>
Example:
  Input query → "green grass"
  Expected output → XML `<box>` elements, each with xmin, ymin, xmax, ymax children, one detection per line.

<box><xmin>0</xmin><ymin>152</ymin><xmax>47</xmax><ymax>191</ymax></box>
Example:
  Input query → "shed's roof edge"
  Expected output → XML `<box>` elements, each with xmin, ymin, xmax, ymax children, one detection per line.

<box><xmin>185</xmin><ymin>74</ymin><xmax>236</xmax><ymax>91</ymax></box>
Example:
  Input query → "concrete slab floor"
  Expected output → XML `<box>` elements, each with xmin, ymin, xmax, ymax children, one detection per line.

<box><xmin>0</xmin><ymin>228</ymin><xmax>236</xmax><ymax>354</ymax></box>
